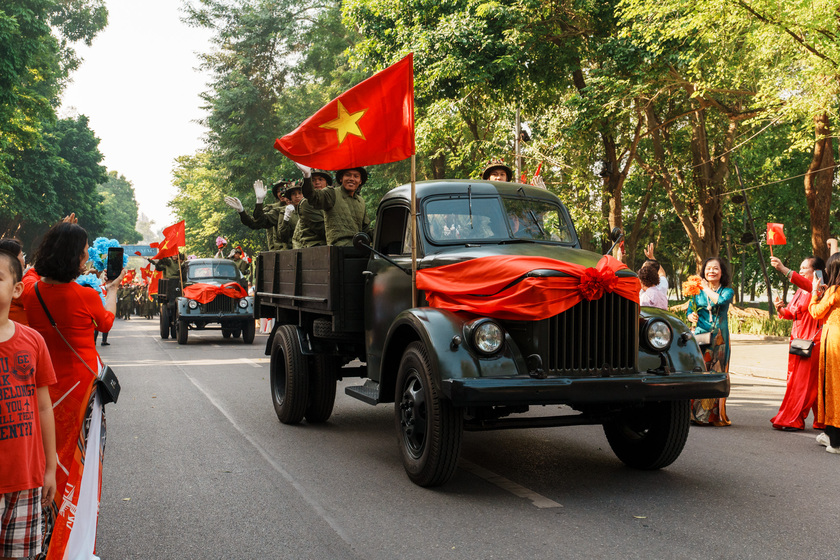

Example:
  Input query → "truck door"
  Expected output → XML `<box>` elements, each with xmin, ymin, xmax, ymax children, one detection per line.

<box><xmin>364</xmin><ymin>203</ymin><xmax>414</xmax><ymax>381</ymax></box>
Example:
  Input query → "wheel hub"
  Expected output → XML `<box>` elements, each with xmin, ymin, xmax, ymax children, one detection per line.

<box><xmin>399</xmin><ymin>371</ymin><xmax>427</xmax><ymax>458</ymax></box>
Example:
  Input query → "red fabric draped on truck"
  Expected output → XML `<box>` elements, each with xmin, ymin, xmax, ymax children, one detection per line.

<box><xmin>415</xmin><ymin>255</ymin><xmax>640</xmax><ymax>321</ymax></box>
<box><xmin>182</xmin><ymin>282</ymin><xmax>248</xmax><ymax>304</ymax></box>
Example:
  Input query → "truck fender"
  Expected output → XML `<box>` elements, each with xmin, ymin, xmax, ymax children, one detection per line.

<box><xmin>639</xmin><ymin>307</ymin><xmax>706</xmax><ymax>373</ymax></box>
<box><xmin>378</xmin><ymin>308</ymin><xmax>527</xmax><ymax>403</ymax></box>
<box><xmin>264</xmin><ymin>322</ymin><xmax>318</xmax><ymax>357</ymax></box>
<box><xmin>175</xmin><ymin>297</ymin><xmax>189</xmax><ymax>317</ymax></box>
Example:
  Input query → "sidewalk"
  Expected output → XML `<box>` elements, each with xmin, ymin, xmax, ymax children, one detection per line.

<box><xmin>728</xmin><ymin>334</ymin><xmax>789</xmax><ymax>382</ymax></box>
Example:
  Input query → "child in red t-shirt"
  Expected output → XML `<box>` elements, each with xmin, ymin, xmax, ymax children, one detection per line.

<box><xmin>0</xmin><ymin>248</ymin><xmax>56</xmax><ymax>559</ymax></box>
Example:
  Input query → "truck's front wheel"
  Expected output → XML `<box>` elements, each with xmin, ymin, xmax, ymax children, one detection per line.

<box><xmin>176</xmin><ymin>318</ymin><xmax>189</xmax><ymax>344</ymax></box>
<box><xmin>603</xmin><ymin>400</ymin><xmax>690</xmax><ymax>470</ymax></box>
<box><xmin>270</xmin><ymin>325</ymin><xmax>309</xmax><ymax>424</ymax></box>
<box><xmin>159</xmin><ymin>306</ymin><xmax>170</xmax><ymax>339</ymax></box>
<box><xmin>395</xmin><ymin>342</ymin><xmax>463</xmax><ymax>487</ymax></box>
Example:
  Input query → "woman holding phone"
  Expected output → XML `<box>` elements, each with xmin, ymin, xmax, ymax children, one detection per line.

<box><xmin>770</xmin><ymin>256</ymin><xmax>826</xmax><ymax>430</ymax></box>
<box><xmin>22</xmin><ymin>222</ymin><xmax>125</xmax><ymax>558</ymax></box>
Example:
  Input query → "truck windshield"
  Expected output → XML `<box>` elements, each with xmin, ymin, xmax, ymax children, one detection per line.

<box><xmin>188</xmin><ymin>263</ymin><xmax>239</xmax><ymax>281</ymax></box>
<box><xmin>500</xmin><ymin>197</ymin><xmax>574</xmax><ymax>242</ymax></box>
<box><xmin>424</xmin><ymin>196</ymin><xmax>573</xmax><ymax>243</ymax></box>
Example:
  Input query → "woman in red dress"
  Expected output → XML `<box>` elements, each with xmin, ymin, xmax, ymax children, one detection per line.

<box><xmin>770</xmin><ymin>255</ymin><xmax>825</xmax><ymax>430</ymax></box>
<box><xmin>22</xmin><ymin>222</ymin><xmax>124</xmax><ymax>560</ymax></box>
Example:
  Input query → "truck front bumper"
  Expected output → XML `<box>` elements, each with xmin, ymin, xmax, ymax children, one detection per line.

<box><xmin>441</xmin><ymin>372</ymin><xmax>729</xmax><ymax>407</ymax></box>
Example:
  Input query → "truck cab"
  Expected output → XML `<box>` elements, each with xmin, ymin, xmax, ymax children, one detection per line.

<box><xmin>256</xmin><ymin>180</ymin><xmax>729</xmax><ymax>487</ymax></box>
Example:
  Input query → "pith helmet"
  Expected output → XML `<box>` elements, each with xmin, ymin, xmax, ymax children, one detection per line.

<box><xmin>282</xmin><ymin>181</ymin><xmax>303</xmax><ymax>199</ymax></box>
<box><xmin>336</xmin><ymin>167</ymin><xmax>368</xmax><ymax>186</ymax></box>
<box><xmin>481</xmin><ymin>159</ymin><xmax>513</xmax><ymax>181</ymax></box>
<box><xmin>312</xmin><ymin>170</ymin><xmax>333</xmax><ymax>186</ymax></box>
<box><xmin>272</xmin><ymin>179</ymin><xmax>291</xmax><ymax>198</ymax></box>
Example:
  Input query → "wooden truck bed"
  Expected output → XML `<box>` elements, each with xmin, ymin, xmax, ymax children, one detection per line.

<box><xmin>255</xmin><ymin>246</ymin><xmax>367</xmax><ymax>333</ymax></box>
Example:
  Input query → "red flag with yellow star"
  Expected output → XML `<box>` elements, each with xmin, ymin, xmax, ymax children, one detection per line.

<box><xmin>767</xmin><ymin>223</ymin><xmax>786</xmax><ymax>245</ymax></box>
<box><xmin>274</xmin><ymin>54</ymin><xmax>414</xmax><ymax>169</ymax></box>
<box><xmin>151</xmin><ymin>220</ymin><xmax>186</xmax><ymax>259</ymax></box>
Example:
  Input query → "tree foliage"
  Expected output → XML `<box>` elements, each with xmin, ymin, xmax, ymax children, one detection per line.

<box><xmin>0</xmin><ymin>1</ymin><xmax>110</xmax><ymax>250</ymax></box>
<box><xmin>1</xmin><ymin>115</ymin><xmax>107</xmax><ymax>249</ymax></box>
<box><xmin>97</xmin><ymin>171</ymin><xmax>142</xmax><ymax>244</ymax></box>
<box><xmin>173</xmin><ymin>0</ymin><xmax>840</xmax><ymax>306</ymax></box>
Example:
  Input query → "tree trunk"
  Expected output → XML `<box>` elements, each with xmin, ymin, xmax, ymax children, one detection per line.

<box><xmin>804</xmin><ymin>113</ymin><xmax>834</xmax><ymax>261</ymax></box>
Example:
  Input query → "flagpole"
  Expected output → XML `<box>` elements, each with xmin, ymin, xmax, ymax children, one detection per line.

<box><xmin>411</xmin><ymin>154</ymin><xmax>417</xmax><ymax>308</ymax></box>
<box><xmin>177</xmin><ymin>251</ymin><xmax>184</xmax><ymax>291</ymax></box>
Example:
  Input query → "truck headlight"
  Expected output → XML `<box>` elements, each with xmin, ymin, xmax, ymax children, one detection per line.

<box><xmin>188</xmin><ymin>300</ymin><xmax>198</xmax><ymax>310</ymax></box>
<box><xmin>469</xmin><ymin>319</ymin><xmax>504</xmax><ymax>355</ymax></box>
<box><xmin>643</xmin><ymin>319</ymin><xmax>672</xmax><ymax>351</ymax></box>
<box><xmin>238</xmin><ymin>299</ymin><xmax>248</xmax><ymax>309</ymax></box>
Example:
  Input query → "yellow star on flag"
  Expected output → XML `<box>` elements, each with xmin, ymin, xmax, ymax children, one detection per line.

<box><xmin>319</xmin><ymin>100</ymin><xmax>367</xmax><ymax>144</ymax></box>
<box><xmin>768</xmin><ymin>230</ymin><xmax>776</xmax><ymax>242</ymax></box>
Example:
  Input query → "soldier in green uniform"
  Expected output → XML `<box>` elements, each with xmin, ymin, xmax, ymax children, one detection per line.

<box><xmin>231</xmin><ymin>248</ymin><xmax>251</xmax><ymax>281</ymax></box>
<box><xmin>152</xmin><ymin>254</ymin><xmax>182</xmax><ymax>279</ymax></box>
<box><xmin>225</xmin><ymin>180</ymin><xmax>291</xmax><ymax>250</ymax></box>
<box><xmin>291</xmin><ymin>171</ymin><xmax>330</xmax><ymax>248</ymax></box>
<box><xmin>275</xmin><ymin>183</ymin><xmax>303</xmax><ymax>248</ymax></box>
<box><xmin>296</xmin><ymin>163</ymin><xmax>372</xmax><ymax>246</ymax></box>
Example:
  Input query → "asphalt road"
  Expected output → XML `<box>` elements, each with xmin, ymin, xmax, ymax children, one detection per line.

<box><xmin>94</xmin><ymin>319</ymin><xmax>839</xmax><ymax>560</ymax></box>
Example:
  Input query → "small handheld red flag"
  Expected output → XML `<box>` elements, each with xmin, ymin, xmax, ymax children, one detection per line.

<box><xmin>152</xmin><ymin>220</ymin><xmax>186</xmax><ymax>259</ymax></box>
<box><xmin>274</xmin><ymin>54</ymin><xmax>414</xmax><ymax>169</ymax></box>
<box><xmin>767</xmin><ymin>223</ymin><xmax>786</xmax><ymax>256</ymax></box>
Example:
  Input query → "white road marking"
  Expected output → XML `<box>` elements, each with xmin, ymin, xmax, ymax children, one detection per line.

<box><xmin>459</xmin><ymin>459</ymin><xmax>562</xmax><ymax>509</ymax></box>
<box><xmin>107</xmin><ymin>358</ymin><xmax>268</xmax><ymax>368</ymax></box>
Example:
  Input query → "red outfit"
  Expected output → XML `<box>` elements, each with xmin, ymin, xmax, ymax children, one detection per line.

<box><xmin>21</xmin><ymin>281</ymin><xmax>114</xmax><ymax>559</ymax></box>
<box><xmin>772</xmin><ymin>271</ymin><xmax>823</xmax><ymax>430</ymax></box>
<box><xmin>0</xmin><ymin>323</ymin><xmax>56</xmax><ymax>493</ymax></box>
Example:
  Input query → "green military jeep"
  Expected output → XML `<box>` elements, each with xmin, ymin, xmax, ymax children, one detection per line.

<box><xmin>159</xmin><ymin>258</ymin><xmax>255</xmax><ymax>344</ymax></box>
<box><xmin>255</xmin><ymin>180</ymin><xmax>729</xmax><ymax>487</ymax></box>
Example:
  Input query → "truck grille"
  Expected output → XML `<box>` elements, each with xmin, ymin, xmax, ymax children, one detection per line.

<box><xmin>546</xmin><ymin>292</ymin><xmax>638</xmax><ymax>375</ymax></box>
<box><xmin>201</xmin><ymin>295</ymin><xmax>236</xmax><ymax>314</ymax></box>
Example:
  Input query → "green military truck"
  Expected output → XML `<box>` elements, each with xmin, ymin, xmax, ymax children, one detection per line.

<box><xmin>255</xmin><ymin>180</ymin><xmax>729</xmax><ymax>487</ymax></box>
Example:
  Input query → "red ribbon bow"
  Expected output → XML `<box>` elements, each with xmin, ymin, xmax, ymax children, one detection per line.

<box><xmin>579</xmin><ymin>266</ymin><xmax>618</xmax><ymax>301</ymax></box>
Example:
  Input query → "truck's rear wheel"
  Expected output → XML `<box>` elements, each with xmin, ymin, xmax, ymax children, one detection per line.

<box><xmin>603</xmin><ymin>400</ymin><xmax>690</xmax><ymax>470</ymax></box>
<box><xmin>176</xmin><ymin>318</ymin><xmax>189</xmax><ymax>344</ymax></box>
<box><xmin>305</xmin><ymin>355</ymin><xmax>338</xmax><ymax>424</ymax></box>
<box><xmin>270</xmin><ymin>325</ymin><xmax>309</xmax><ymax>425</ymax></box>
<box><xmin>395</xmin><ymin>342</ymin><xmax>463</xmax><ymax>487</ymax></box>
<box><xmin>242</xmin><ymin>320</ymin><xmax>255</xmax><ymax>344</ymax></box>
<box><xmin>159</xmin><ymin>306</ymin><xmax>170</xmax><ymax>339</ymax></box>
<box><xmin>222</xmin><ymin>328</ymin><xmax>231</xmax><ymax>339</ymax></box>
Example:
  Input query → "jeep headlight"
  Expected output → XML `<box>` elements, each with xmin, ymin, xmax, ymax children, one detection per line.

<box><xmin>644</xmin><ymin>319</ymin><xmax>672</xmax><ymax>351</ymax></box>
<box><xmin>469</xmin><ymin>319</ymin><xmax>504</xmax><ymax>355</ymax></box>
<box><xmin>238</xmin><ymin>299</ymin><xmax>248</xmax><ymax>309</ymax></box>
<box><xmin>188</xmin><ymin>300</ymin><xmax>198</xmax><ymax>310</ymax></box>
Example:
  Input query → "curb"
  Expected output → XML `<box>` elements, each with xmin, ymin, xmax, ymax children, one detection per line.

<box><xmin>729</xmin><ymin>333</ymin><xmax>789</xmax><ymax>342</ymax></box>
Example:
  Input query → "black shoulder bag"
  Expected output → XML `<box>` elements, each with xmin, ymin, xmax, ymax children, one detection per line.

<box><xmin>34</xmin><ymin>282</ymin><xmax>121</xmax><ymax>404</ymax></box>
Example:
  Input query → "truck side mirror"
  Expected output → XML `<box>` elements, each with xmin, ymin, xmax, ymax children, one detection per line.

<box><xmin>353</xmin><ymin>232</ymin><xmax>372</xmax><ymax>254</ymax></box>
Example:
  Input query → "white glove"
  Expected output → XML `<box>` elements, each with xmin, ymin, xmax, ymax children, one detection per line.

<box><xmin>294</xmin><ymin>162</ymin><xmax>312</xmax><ymax>178</ymax></box>
<box><xmin>253</xmin><ymin>180</ymin><xmax>267</xmax><ymax>203</ymax></box>
<box><xmin>224</xmin><ymin>196</ymin><xmax>244</xmax><ymax>212</ymax></box>
<box><xmin>283</xmin><ymin>205</ymin><xmax>295</xmax><ymax>221</ymax></box>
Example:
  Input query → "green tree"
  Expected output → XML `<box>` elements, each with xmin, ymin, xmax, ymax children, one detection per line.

<box><xmin>0</xmin><ymin>0</ymin><xmax>107</xmax><ymax>186</ymax></box>
<box><xmin>97</xmin><ymin>170</ymin><xmax>142</xmax><ymax>243</ymax></box>
<box><xmin>1</xmin><ymin>115</ymin><xmax>107</xmax><ymax>250</ymax></box>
